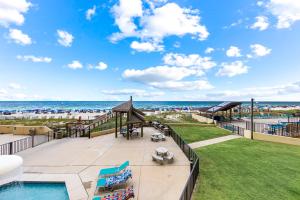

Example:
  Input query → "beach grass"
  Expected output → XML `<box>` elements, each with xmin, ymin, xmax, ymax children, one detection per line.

<box><xmin>145</xmin><ymin>112</ymin><xmax>201</xmax><ymax>124</ymax></box>
<box><xmin>193</xmin><ymin>139</ymin><xmax>300</xmax><ymax>200</ymax></box>
<box><xmin>91</xmin><ymin>117</ymin><xmax>127</xmax><ymax>132</ymax></box>
<box><xmin>170</xmin><ymin>124</ymin><xmax>231</xmax><ymax>143</ymax></box>
<box><xmin>0</xmin><ymin>118</ymin><xmax>74</xmax><ymax>126</ymax></box>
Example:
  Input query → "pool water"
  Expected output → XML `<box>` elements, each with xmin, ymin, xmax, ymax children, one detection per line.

<box><xmin>0</xmin><ymin>182</ymin><xmax>69</xmax><ymax>200</ymax></box>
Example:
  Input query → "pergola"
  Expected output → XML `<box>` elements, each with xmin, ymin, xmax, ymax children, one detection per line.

<box><xmin>201</xmin><ymin>101</ymin><xmax>242</xmax><ymax>121</ymax></box>
<box><xmin>112</xmin><ymin>96</ymin><xmax>145</xmax><ymax>140</ymax></box>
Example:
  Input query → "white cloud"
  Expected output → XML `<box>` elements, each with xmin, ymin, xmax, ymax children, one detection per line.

<box><xmin>145</xmin><ymin>0</ymin><xmax>168</xmax><ymax>10</ymax></box>
<box><xmin>266</xmin><ymin>0</ymin><xmax>300</xmax><ymax>29</ymax></box>
<box><xmin>86</xmin><ymin>5</ymin><xmax>96</xmax><ymax>20</ymax></box>
<box><xmin>89</xmin><ymin>62</ymin><xmax>108</xmax><ymax>70</ymax></box>
<box><xmin>110</xmin><ymin>1</ymin><xmax>208</xmax><ymax>48</ymax></box>
<box><xmin>205</xmin><ymin>47</ymin><xmax>214</xmax><ymax>54</ymax></box>
<box><xmin>130</xmin><ymin>41</ymin><xmax>164</xmax><ymax>52</ymax></box>
<box><xmin>67</xmin><ymin>60</ymin><xmax>83</xmax><ymax>69</ymax></box>
<box><xmin>250</xmin><ymin>44</ymin><xmax>271</xmax><ymax>57</ymax></box>
<box><xmin>0</xmin><ymin>92</ymin><xmax>47</xmax><ymax>101</ymax></box>
<box><xmin>0</xmin><ymin>88</ymin><xmax>7</xmax><ymax>94</ymax></box>
<box><xmin>206</xmin><ymin>81</ymin><xmax>300</xmax><ymax>101</ymax></box>
<box><xmin>140</xmin><ymin>3</ymin><xmax>209</xmax><ymax>41</ymax></box>
<box><xmin>149</xmin><ymin>80</ymin><xmax>213</xmax><ymax>91</ymax></box>
<box><xmin>9</xmin><ymin>83</ymin><xmax>21</xmax><ymax>89</ymax></box>
<box><xmin>217</xmin><ymin>61</ymin><xmax>249</xmax><ymax>77</ymax></box>
<box><xmin>57</xmin><ymin>30</ymin><xmax>74</xmax><ymax>47</ymax></box>
<box><xmin>8</xmin><ymin>28</ymin><xmax>31</xmax><ymax>45</ymax></box>
<box><xmin>123</xmin><ymin>52</ymin><xmax>216</xmax><ymax>91</ymax></box>
<box><xmin>123</xmin><ymin>66</ymin><xmax>196</xmax><ymax>83</ymax></box>
<box><xmin>0</xmin><ymin>0</ymin><xmax>32</xmax><ymax>27</ymax></box>
<box><xmin>257</xmin><ymin>1</ymin><xmax>264</xmax><ymax>7</ymax></box>
<box><xmin>102</xmin><ymin>88</ymin><xmax>164</xmax><ymax>97</ymax></box>
<box><xmin>111</xmin><ymin>0</ymin><xmax>143</xmax><ymax>40</ymax></box>
<box><xmin>163</xmin><ymin>53</ymin><xmax>216</xmax><ymax>71</ymax></box>
<box><xmin>226</xmin><ymin>46</ymin><xmax>242</xmax><ymax>57</ymax></box>
<box><xmin>17</xmin><ymin>55</ymin><xmax>52</xmax><ymax>63</ymax></box>
<box><xmin>251</xmin><ymin>16</ymin><xmax>269</xmax><ymax>31</ymax></box>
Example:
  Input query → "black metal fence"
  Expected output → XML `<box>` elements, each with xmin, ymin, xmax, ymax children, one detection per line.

<box><xmin>245</xmin><ymin>121</ymin><xmax>300</xmax><ymax>137</ymax></box>
<box><xmin>218</xmin><ymin>122</ymin><xmax>245</xmax><ymax>136</ymax></box>
<box><xmin>164</xmin><ymin>124</ymin><xmax>200</xmax><ymax>200</ymax></box>
<box><xmin>0</xmin><ymin>133</ymin><xmax>53</xmax><ymax>155</ymax></box>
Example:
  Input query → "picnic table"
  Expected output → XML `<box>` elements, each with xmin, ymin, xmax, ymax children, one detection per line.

<box><xmin>152</xmin><ymin>147</ymin><xmax>174</xmax><ymax>164</ymax></box>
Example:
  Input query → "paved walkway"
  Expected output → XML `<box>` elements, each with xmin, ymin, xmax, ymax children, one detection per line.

<box><xmin>189</xmin><ymin>135</ymin><xmax>241</xmax><ymax>149</ymax></box>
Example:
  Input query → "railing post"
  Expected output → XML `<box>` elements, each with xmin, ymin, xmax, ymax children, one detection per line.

<box><xmin>251</xmin><ymin>98</ymin><xmax>254</xmax><ymax>140</ymax></box>
<box><xmin>32</xmin><ymin>135</ymin><xmax>34</xmax><ymax>147</ymax></box>
<box><xmin>9</xmin><ymin>142</ymin><xmax>13</xmax><ymax>155</ymax></box>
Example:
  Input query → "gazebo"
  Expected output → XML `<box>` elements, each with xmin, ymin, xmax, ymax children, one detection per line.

<box><xmin>201</xmin><ymin>101</ymin><xmax>242</xmax><ymax>121</ymax></box>
<box><xmin>112</xmin><ymin>96</ymin><xmax>145</xmax><ymax>140</ymax></box>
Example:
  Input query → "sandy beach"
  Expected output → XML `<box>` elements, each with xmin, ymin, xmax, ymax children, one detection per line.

<box><xmin>0</xmin><ymin>112</ymin><xmax>106</xmax><ymax>120</ymax></box>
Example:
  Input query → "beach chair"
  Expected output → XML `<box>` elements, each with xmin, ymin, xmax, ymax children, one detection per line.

<box><xmin>99</xmin><ymin>161</ymin><xmax>129</xmax><ymax>177</ymax></box>
<box><xmin>166</xmin><ymin>152</ymin><xmax>174</xmax><ymax>164</ymax></box>
<box><xmin>96</xmin><ymin>169</ymin><xmax>132</xmax><ymax>190</ymax></box>
<box><xmin>93</xmin><ymin>186</ymin><xmax>135</xmax><ymax>200</ymax></box>
<box><xmin>120</xmin><ymin>128</ymin><xmax>127</xmax><ymax>137</ymax></box>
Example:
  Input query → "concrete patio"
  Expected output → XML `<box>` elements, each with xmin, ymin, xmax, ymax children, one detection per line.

<box><xmin>17</xmin><ymin>127</ymin><xmax>190</xmax><ymax>200</ymax></box>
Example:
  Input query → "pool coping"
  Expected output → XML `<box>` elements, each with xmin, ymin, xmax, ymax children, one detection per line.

<box><xmin>18</xmin><ymin>173</ymin><xmax>88</xmax><ymax>200</ymax></box>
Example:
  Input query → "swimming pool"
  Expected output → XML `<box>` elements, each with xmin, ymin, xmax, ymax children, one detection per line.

<box><xmin>0</xmin><ymin>182</ymin><xmax>69</xmax><ymax>200</ymax></box>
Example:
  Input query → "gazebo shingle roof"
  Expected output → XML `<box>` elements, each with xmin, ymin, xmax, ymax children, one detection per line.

<box><xmin>206</xmin><ymin>102</ymin><xmax>242</xmax><ymax>113</ymax></box>
<box><xmin>112</xmin><ymin>97</ymin><xmax>145</xmax><ymax>123</ymax></box>
<box><xmin>112</xmin><ymin>100</ymin><xmax>132</xmax><ymax>112</ymax></box>
<box><xmin>127</xmin><ymin>111</ymin><xmax>145</xmax><ymax>124</ymax></box>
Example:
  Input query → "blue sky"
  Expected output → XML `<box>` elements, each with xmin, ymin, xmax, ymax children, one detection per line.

<box><xmin>0</xmin><ymin>0</ymin><xmax>300</xmax><ymax>101</ymax></box>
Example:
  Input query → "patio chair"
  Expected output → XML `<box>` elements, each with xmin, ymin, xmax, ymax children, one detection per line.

<box><xmin>129</xmin><ymin>129</ymin><xmax>139</xmax><ymax>137</ymax></box>
<box><xmin>120</xmin><ymin>128</ymin><xmax>127</xmax><ymax>137</ymax></box>
<box><xmin>165</xmin><ymin>152</ymin><xmax>174</xmax><ymax>164</ymax></box>
<box><xmin>97</xmin><ymin>169</ymin><xmax>132</xmax><ymax>190</ymax></box>
<box><xmin>159</xmin><ymin>134</ymin><xmax>166</xmax><ymax>141</ymax></box>
<box><xmin>99</xmin><ymin>161</ymin><xmax>129</xmax><ymax>177</ymax></box>
<box><xmin>151</xmin><ymin>134</ymin><xmax>159</xmax><ymax>142</ymax></box>
<box><xmin>93</xmin><ymin>186</ymin><xmax>135</xmax><ymax>200</ymax></box>
<box><xmin>152</xmin><ymin>153</ymin><xmax>164</xmax><ymax>165</ymax></box>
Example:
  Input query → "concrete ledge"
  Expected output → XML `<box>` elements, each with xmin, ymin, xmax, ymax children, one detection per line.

<box><xmin>91</xmin><ymin>128</ymin><xmax>119</xmax><ymax>138</ymax></box>
<box><xmin>0</xmin><ymin>125</ymin><xmax>53</xmax><ymax>135</ymax></box>
<box><xmin>244</xmin><ymin>130</ymin><xmax>300</xmax><ymax>146</ymax></box>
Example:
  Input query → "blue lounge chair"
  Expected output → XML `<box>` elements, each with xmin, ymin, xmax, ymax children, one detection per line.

<box><xmin>99</xmin><ymin>161</ymin><xmax>129</xmax><ymax>177</ymax></box>
<box><xmin>92</xmin><ymin>186</ymin><xmax>134</xmax><ymax>200</ymax></box>
<box><xmin>97</xmin><ymin>169</ymin><xmax>132</xmax><ymax>190</ymax></box>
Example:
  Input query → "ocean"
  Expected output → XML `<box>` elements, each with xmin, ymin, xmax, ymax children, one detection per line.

<box><xmin>0</xmin><ymin>101</ymin><xmax>300</xmax><ymax>111</ymax></box>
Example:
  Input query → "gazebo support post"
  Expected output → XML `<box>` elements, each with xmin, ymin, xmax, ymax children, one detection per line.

<box><xmin>115</xmin><ymin>112</ymin><xmax>118</xmax><ymax>138</ymax></box>
<box><xmin>126</xmin><ymin>112</ymin><xmax>129</xmax><ymax>140</ymax></box>
<box><xmin>229</xmin><ymin>109</ymin><xmax>232</xmax><ymax>122</ymax></box>
<box><xmin>119</xmin><ymin>112</ymin><xmax>122</xmax><ymax>132</ymax></box>
<box><xmin>141</xmin><ymin>123</ymin><xmax>143</xmax><ymax>137</ymax></box>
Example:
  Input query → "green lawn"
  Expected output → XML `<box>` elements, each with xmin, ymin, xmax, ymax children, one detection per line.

<box><xmin>193</xmin><ymin>139</ymin><xmax>300</xmax><ymax>200</ymax></box>
<box><xmin>170</xmin><ymin>124</ymin><xmax>231</xmax><ymax>143</ymax></box>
